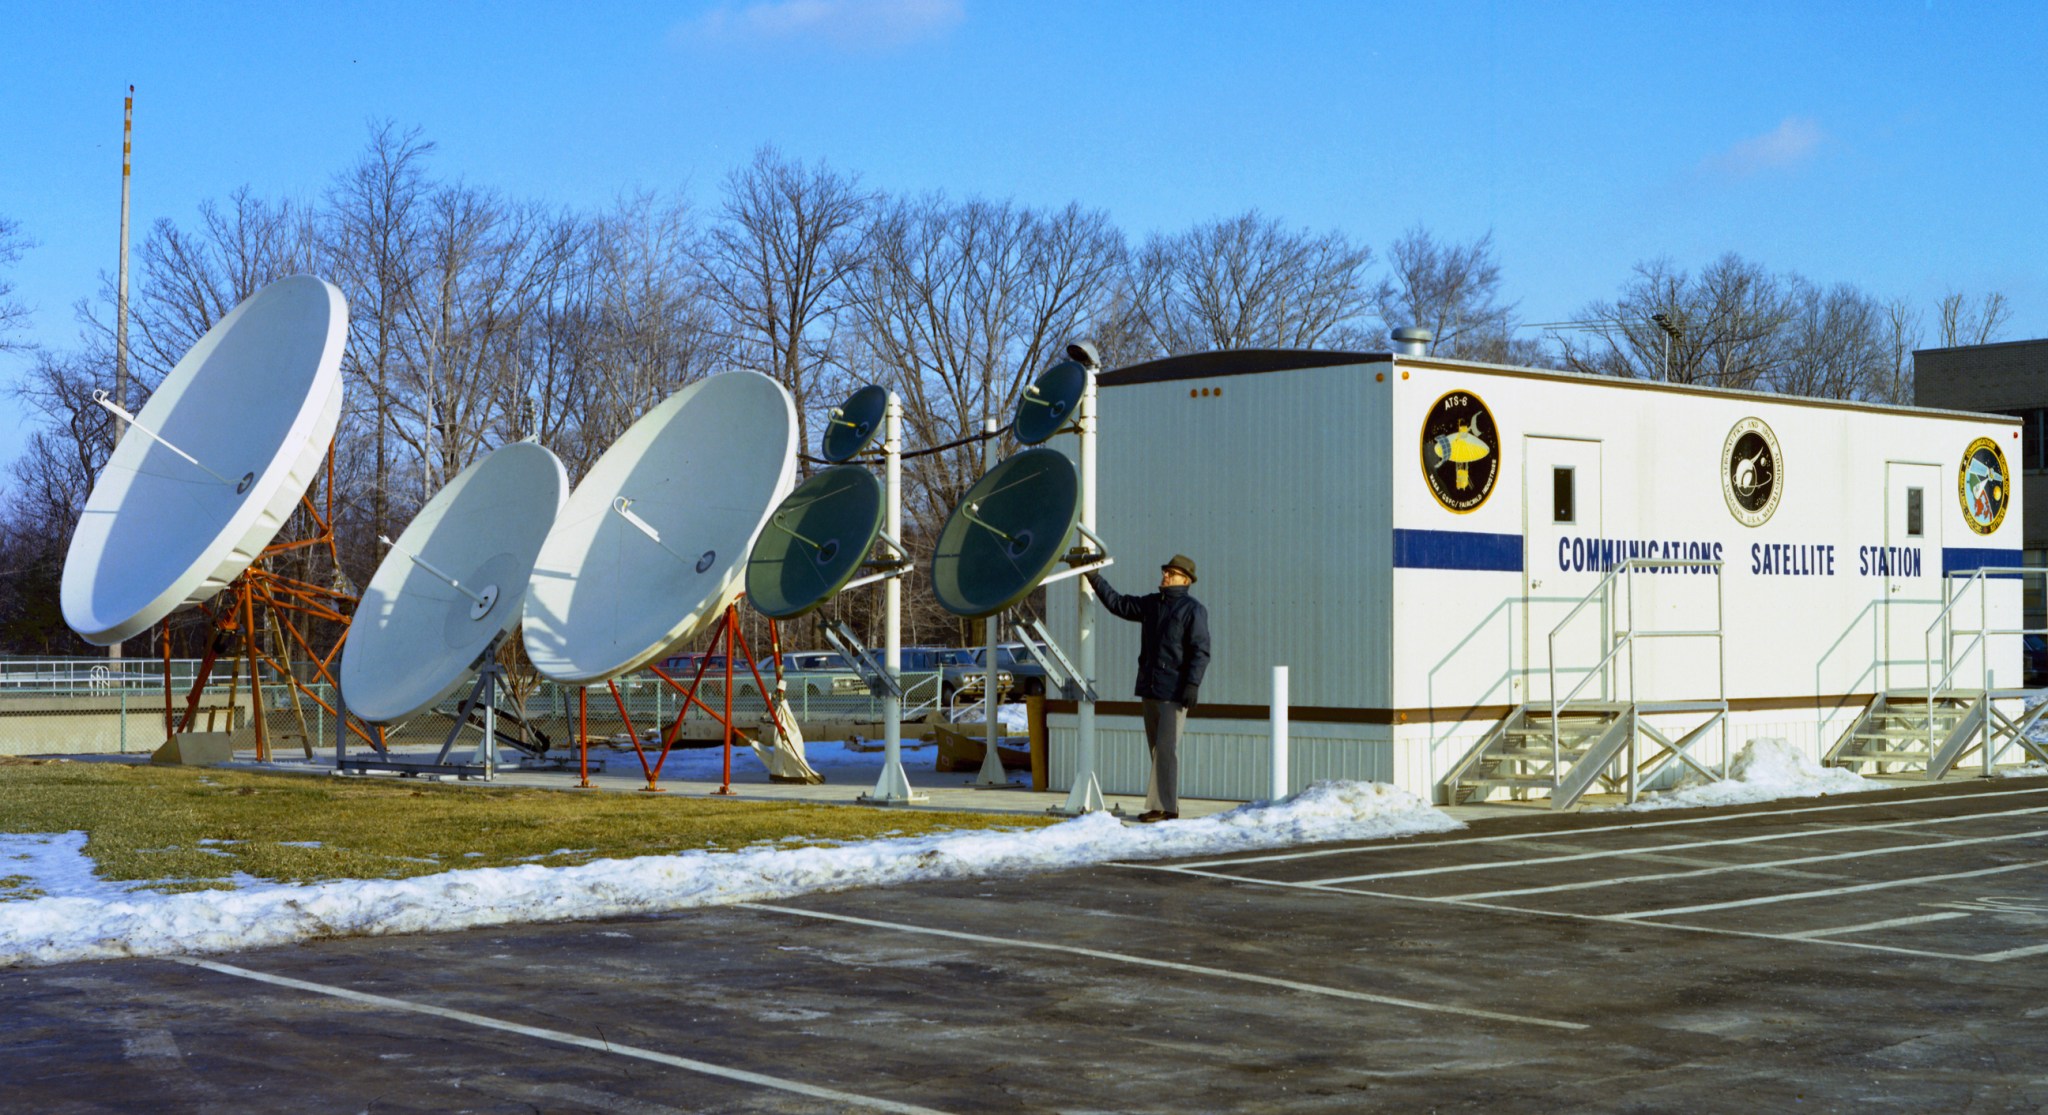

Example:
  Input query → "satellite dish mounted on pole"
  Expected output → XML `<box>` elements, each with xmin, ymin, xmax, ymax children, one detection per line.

<box><xmin>930</xmin><ymin>342</ymin><xmax>1116</xmax><ymax>813</ymax></box>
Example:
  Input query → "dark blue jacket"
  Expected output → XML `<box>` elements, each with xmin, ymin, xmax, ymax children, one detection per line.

<box><xmin>1088</xmin><ymin>573</ymin><xmax>1211</xmax><ymax>704</ymax></box>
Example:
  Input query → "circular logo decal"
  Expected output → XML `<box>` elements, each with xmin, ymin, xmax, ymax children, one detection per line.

<box><xmin>1420</xmin><ymin>390</ymin><xmax>1498</xmax><ymax>513</ymax></box>
<box><xmin>1959</xmin><ymin>437</ymin><xmax>2009</xmax><ymax>535</ymax></box>
<box><xmin>1721</xmin><ymin>417</ymin><xmax>1783</xmax><ymax>527</ymax></box>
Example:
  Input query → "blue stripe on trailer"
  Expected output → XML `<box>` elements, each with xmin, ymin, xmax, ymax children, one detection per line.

<box><xmin>1942</xmin><ymin>547</ymin><xmax>2027</xmax><ymax>580</ymax></box>
<box><xmin>1392</xmin><ymin>529</ymin><xmax>1524</xmax><ymax>572</ymax></box>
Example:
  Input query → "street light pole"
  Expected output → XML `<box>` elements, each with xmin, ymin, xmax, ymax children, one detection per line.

<box><xmin>1651</xmin><ymin>312</ymin><xmax>1683</xmax><ymax>380</ymax></box>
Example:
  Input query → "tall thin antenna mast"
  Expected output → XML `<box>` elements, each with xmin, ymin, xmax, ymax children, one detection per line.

<box><xmin>115</xmin><ymin>85</ymin><xmax>132</xmax><ymax>433</ymax></box>
<box><xmin>111</xmin><ymin>84</ymin><xmax>133</xmax><ymax>661</ymax></box>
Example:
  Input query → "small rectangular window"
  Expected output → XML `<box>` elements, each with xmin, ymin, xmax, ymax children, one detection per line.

<box><xmin>1907</xmin><ymin>487</ymin><xmax>1924</xmax><ymax>537</ymax></box>
<box><xmin>1552</xmin><ymin>467</ymin><xmax>1575</xmax><ymax>524</ymax></box>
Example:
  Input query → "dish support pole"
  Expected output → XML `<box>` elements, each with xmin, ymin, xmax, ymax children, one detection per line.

<box><xmin>974</xmin><ymin>416</ymin><xmax>1013</xmax><ymax>788</ymax></box>
<box><xmin>863</xmin><ymin>391</ymin><xmax>926</xmax><ymax>803</ymax></box>
<box><xmin>1059</xmin><ymin>370</ymin><xmax>1107</xmax><ymax>814</ymax></box>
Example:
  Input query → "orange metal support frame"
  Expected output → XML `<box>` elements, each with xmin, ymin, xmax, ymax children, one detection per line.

<box><xmin>160</xmin><ymin>442</ymin><xmax>374</xmax><ymax>759</ymax></box>
<box><xmin>605</xmin><ymin>602</ymin><xmax>789</xmax><ymax>796</ymax></box>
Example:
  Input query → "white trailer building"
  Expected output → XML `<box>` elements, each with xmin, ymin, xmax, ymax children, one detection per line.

<box><xmin>1045</xmin><ymin>349</ymin><xmax>2041</xmax><ymax>808</ymax></box>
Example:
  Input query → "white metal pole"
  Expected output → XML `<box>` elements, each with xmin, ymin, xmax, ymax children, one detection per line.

<box><xmin>1060</xmin><ymin>371</ymin><xmax>1107</xmax><ymax>814</ymax></box>
<box><xmin>1270</xmin><ymin>665</ymin><xmax>1289</xmax><ymax>801</ymax></box>
<box><xmin>974</xmin><ymin>417</ymin><xmax>1009</xmax><ymax>787</ymax></box>
<box><xmin>111</xmin><ymin>85</ymin><xmax>133</xmax><ymax>663</ymax></box>
<box><xmin>867</xmin><ymin>393</ymin><xmax>924</xmax><ymax>803</ymax></box>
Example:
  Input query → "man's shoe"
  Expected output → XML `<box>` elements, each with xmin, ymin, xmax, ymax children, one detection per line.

<box><xmin>1135</xmin><ymin>810</ymin><xmax>1166</xmax><ymax>823</ymax></box>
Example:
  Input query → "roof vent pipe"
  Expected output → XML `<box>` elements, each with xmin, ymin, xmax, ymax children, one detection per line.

<box><xmin>1390</xmin><ymin>327</ymin><xmax>1433</xmax><ymax>357</ymax></box>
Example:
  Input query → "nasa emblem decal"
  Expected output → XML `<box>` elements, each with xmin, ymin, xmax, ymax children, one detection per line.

<box><xmin>1959</xmin><ymin>436</ymin><xmax>2009</xmax><ymax>535</ymax></box>
<box><xmin>1421</xmin><ymin>390</ymin><xmax>1498</xmax><ymax>513</ymax></box>
<box><xmin>1721</xmin><ymin>417</ymin><xmax>1782</xmax><ymax>527</ymax></box>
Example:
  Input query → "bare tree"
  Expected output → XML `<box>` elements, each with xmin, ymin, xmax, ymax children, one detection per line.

<box><xmin>390</xmin><ymin>186</ymin><xmax>579</xmax><ymax>494</ymax></box>
<box><xmin>1877</xmin><ymin>296</ymin><xmax>1923</xmax><ymax>405</ymax></box>
<box><xmin>1372</xmin><ymin>226</ymin><xmax>1539</xmax><ymax>362</ymax></box>
<box><xmin>0</xmin><ymin>216</ymin><xmax>32</xmax><ymax>353</ymax></box>
<box><xmin>1771</xmin><ymin>281</ymin><xmax>1890</xmax><ymax>400</ymax></box>
<box><xmin>556</xmin><ymin>192</ymin><xmax>724</xmax><ymax>473</ymax></box>
<box><xmin>1559</xmin><ymin>254</ymin><xmax>1797</xmax><ymax>389</ymax></box>
<box><xmin>703</xmin><ymin>147</ymin><xmax>874</xmax><ymax>454</ymax></box>
<box><xmin>325</xmin><ymin>122</ymin><xmax>436</xmax><ymax>541</ymax></box>
<box><xmin>1124</xmin><ymin>210</ymin><xmax>1375</xmax><ymax>358</ymax></box>
<box><xmin>126</xmin><ymin>188</ymin><xmax>321</xmax><ymax>382</ymax></box>
<box><xmin>852</xmin><ymin>194</ymin><xmax>1124</xmax><ymax>524</ymax></box>
<box><xmin>1937</xmin><ymin>290</ymin><xmax>2012</xmax><ymax>347</ymax></box>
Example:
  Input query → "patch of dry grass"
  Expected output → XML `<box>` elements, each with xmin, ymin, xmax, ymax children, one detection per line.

<box><xmin>0</xmin><ymin>758</ymin><xmax>1056</xmax><ymax>894</ymax></box>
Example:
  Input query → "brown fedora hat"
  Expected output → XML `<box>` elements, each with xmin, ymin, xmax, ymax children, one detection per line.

<box><xmin>1161</xmin><ymin>554</ymin><xmax>1197</xmax><ymax>583</ymax></box>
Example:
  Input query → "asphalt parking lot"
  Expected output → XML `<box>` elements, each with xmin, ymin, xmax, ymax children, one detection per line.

<box><xmin>7</xmin><ymin>777</ymin><xmax>2048</xmax><ymax>1113</ymax></box>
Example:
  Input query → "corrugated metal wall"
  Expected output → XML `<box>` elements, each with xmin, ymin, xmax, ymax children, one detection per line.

<box><xmin>1046</xmin><ymin>360</ymin><xmax>1393</xmax><ymax>710</ymax></box>
<box><xmin>1051</xmin><ymin>717</ymin><xmax>1394</xmax><ymax>800</ymax></box>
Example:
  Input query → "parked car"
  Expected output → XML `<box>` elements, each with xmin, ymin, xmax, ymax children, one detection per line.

<box><xmin>657</xmin><ymin>652</ymin><xmax>742</xmax><ymax>678</ymax></box>
<box><xmin>756</xmin><ymin>651</ymin><xmax>869</xmax><ymax>698</ymax></box>
<box><xmin>898</xmin><ymin>646</ymin><xmax>1013</xmax><ymax>706</ymax></box>
<box><xmin>973</xmin><ymin>643</ymin><xmax>1048</xmax><ymax>697</ymax></box>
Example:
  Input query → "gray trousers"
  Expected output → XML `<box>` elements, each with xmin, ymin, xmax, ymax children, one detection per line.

<box><xmin>1139</xmin><ymin>698</ymin><xmax>1186</xmax><ymax>813</ymax></box>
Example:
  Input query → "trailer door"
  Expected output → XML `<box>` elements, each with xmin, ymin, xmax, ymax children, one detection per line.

<box><xmin>1524</xmin><ymin>437</ymin><xmax>1604</xmax><ymax>703</ymax></box>
<box><xmin>1884</xmin><ymin>462</ymin><xmax>1943</xmax><ymax>690</ymax></box>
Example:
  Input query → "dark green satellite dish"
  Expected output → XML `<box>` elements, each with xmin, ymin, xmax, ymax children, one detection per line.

<box><xmin>745</xmin><ymin>465</ymin><xmax>885</xmax><ymax>619</ymax></box>
<box><xmin>822</xmin><ymin>384</ymin><xmax>888</xmax><ymax>463</ymax></box>
<box><xmin>1014</xmin><ymin>360</ymin><xmax>1087</xmax><ymax>446</ymax></box>
<box><xmin>929</xmin><ymin>447</ymin><xmax>1081</xmax><ymax>619</ymax></box>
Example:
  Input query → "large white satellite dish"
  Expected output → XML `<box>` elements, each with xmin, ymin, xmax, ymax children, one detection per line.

<box><xmin>339</xmin><ymin>442</ymin><xmax>568</xmax><ymax>724</ymax></box>
<box><xmin>522</xmin><ymin>373</ymin><xmax>796</xmax><ymax>685</ymax></box>
<box><xmin>60</xmin><ymin>275</ymin><xmax>347</xmax><ymax>645</ymax></box>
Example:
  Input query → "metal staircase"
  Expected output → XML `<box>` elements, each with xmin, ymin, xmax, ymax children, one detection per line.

<box><xmin>1827</xmin><ymin>689</ymin><xmax>2048</xmax><ymax>778</ymax></box>
<box><xmin>1446</xmin><ymin>558</ymin><xmax>1729</xmax><ymax>810</ymax></box>
<box><xmin>1825</xmin><ymin>565</ymin><xmax>2048</xmax><ymax>779</ymax></box>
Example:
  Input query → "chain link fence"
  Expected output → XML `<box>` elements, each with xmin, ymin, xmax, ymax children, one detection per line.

<box><xmin>0</xmin><ymin>656</ymin><xmax>961</xmax><ymax>760</ymax></box>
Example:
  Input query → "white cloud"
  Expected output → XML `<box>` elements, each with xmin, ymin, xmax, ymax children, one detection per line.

<box><xmin>1702</xmin><ymin>116</ymin><xmax>1826</xmax><ymax>178</ymax></box>
<box><xmin>678</xmin><ymin>0</ymin><xmax>964</xmax><ymax>51</ymax></box>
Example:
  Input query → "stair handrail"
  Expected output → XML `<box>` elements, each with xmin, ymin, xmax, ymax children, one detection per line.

<box><xmin>1925</xmin><ymin>564</ymin><xmax>2048</xmax><ymax>761</ymax></box>
<box><xmin>1548</xmin><ymin>557</ymin><xmax>1726</xmax><ymax>796</ymax></box>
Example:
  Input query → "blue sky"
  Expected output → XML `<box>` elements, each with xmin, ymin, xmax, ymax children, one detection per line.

<box><xmin>3</xmin><ymin>1</ymin><xmax>2045</xmax><ymax>467</ymax></box>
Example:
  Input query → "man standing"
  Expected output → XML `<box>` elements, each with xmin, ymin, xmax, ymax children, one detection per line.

<box><xmin>1087</xmin><ymin>555</ymin><xmax>1210</xmax><ymax>822</ymax></box>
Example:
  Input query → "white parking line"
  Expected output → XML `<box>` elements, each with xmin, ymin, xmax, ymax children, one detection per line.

<box><xmin>1441</xmin><ymin>827</ymin><xmax>2048</xmax><ymax>902</ymax></box>
<box><xmin>172</xmin><ymin>957</ymin><xmax>955</xmax><ymax>1115</ymax></box>
<box><xmin>1778</xmin><ymin>911</ymin><xmax>1975</xmax><ymax>938</ymax></box>
<box><xmin>1608</xmin><ymin>859</ymin><xmax>2048</xmax><ymax>920</ymax></box>
<box><xmin>1168</xmin><ymin>785</ymin><xmax>2048</xmax><ymax>871</ymax></box>
<box><xmin>1108</xmin><ymin>862</ymin><xmax>1982</xmax><ymax>960</ymax></box>
<box><xmin>1968</xmin><ymin>940</ymin><xmax>2048</xmax><ymax>961</ymax></box>
<box><xmin>1310</xmin><ymin>804</ymin><xmax>2048</xmax><ymax>886</ymax></box>
<box><xmin>740</xmin><ymin>902</ymin><xmax>1586</xmax><ymax>1031</ymax></box>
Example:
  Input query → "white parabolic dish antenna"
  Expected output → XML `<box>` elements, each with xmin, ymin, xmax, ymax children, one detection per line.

<box><xmin>522</xmin><ymin>373</ymin><xmax>796</xmax><ymax>685</ymax></box>
<box><xmin>339</xmin><ymin>442</ymin><xmax>569</xmax><ymax>724</ymax></box>
<box><xmin>60</xmin><ymin>275</ymin><xmax>348</xmax><ymax>646</ymax></box>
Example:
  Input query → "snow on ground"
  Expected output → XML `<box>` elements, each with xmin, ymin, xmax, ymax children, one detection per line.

<box><xmin>1998</xmin><ymin>761</ymin><xmax>2048</xmax><ymax>779</ymax></box>
<box><xmin>0</xmin><ymin>780</ymin><xmax>1457</xmax><ymax>968</ymax></box>
<box><xmin>1605</xmin><ymin>738</ymin><xmax>1880</xmax><ymax>812</ymax></box>
<box><xmin>0</xmin><ymin>833</ymin><xmax>134</xmax><ymax>902</ymax></box>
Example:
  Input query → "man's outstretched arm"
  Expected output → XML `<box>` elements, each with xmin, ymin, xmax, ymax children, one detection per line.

<box><xmin>1086</xmin><ymin>571</ymin><xmax>1145</xmax><ymax>621</ymax></box>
